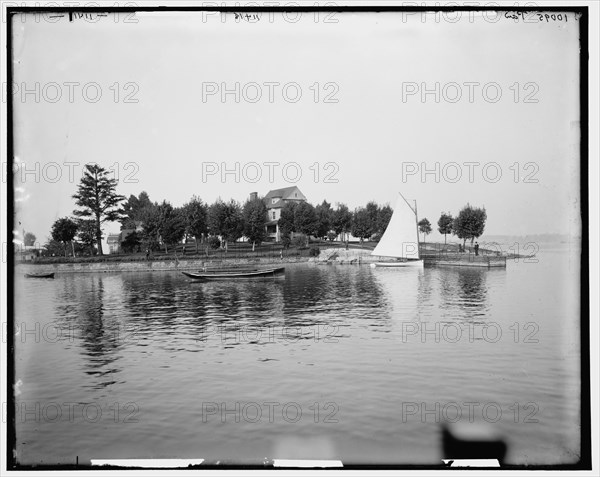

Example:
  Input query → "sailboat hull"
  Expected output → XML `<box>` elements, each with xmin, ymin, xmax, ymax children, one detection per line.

<box><xmin>371</xmin><ymin>260</ymin><xmax>424</xmax><ymax>268</ymax></box>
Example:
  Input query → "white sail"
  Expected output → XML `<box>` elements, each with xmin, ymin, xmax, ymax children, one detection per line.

<box><xmin>371</xmin><ymin>193</ymin><xmax>420</xmax><ymax>259</ymax></box>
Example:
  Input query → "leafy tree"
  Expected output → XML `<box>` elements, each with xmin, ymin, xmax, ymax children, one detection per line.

<box><xmin>314</xmin><ymin>200</ymin><xmax>332</xmax><ymax>240</ymax></box>
<box><xmin>76</xmin><ymin>219</ymin><xmax>98</xmax><ymax>255</ymax></box>
<box><xmin>294</xmin><ymin>202</ymin><xmax>318</xmax><ymax>246</ymax></box>
<box><xmin>43</xmin><ymin>239</ymin><xmax>66</xmax><ymax>257</ymax></box>
<box><xmin>73</xmin><ymin>241</ymin><xmax>92</xmax><ymax>256</ymax></box>
<box><xmin>207</xmin><ymin>199</ymin><xmax>243</xmax><ymax>251</ymax></box>
<box><xmin>278</xmin><ymin>201</ymin><xmax>298</xmax><ymax>240</ymax></box>
<box><xmin>292</xmin><ymin>234</ymin><xmax>308</xmax><ymax>249</ymax></box>
<box><xmin>121</xmin><ymin>231</ymin><xmax>142</xmax><ymax>254</ymax></box>
<box><xmin>140</xmin><ymin>202</ymin><xmax>160</xmax><ymax>250</ymax></box>
<box><xmin>120</xmin><ymin>191</ymin><xmax>153</xmax><ymax>230</ymax></box>
<box><xmin>453</xmin><ymin>204</ymin><xmax>487</xmax><ymax>248</ymax></box>
<box><xmin>351</xmin><ymin>207</ymin><xmax>373</xmax><ymax>244</ymax></box>
<box><xmin>161</xmin><ymin>207</ymin><xmax>186</xmax><ymax>253</ymax></box>
<box><xmin>281</xmin><ymin>233</ymin><xmax>292</xmax><ymax>249</ymax></box>
<box><xmin>418</xmin><ymin>218</ymin><xmax>432</xmax><ymax>244</ymax></box>
<box><xmin>72</xmin><ymin>164</ymin><xmax>125</xmax><ymax>255</ymax></box>
<box><xmin>24</xmin><ymin>232</ymin><xmax>36</xmax><ymax>247</ymax></box>
<box><xmin>142</xmin><ymin>201</ymin><xmax>185</xmax><ymax>253</ymax></box>
<box><xmin>51</xmin><ymin>217</ymin><xmax>78</xmax><ymax>257</ymax></box>
<box><xmin>221</xmin><ymin>200</ymin><xmax>244</xmax><ymax>248</ymax></box>
<box><xmin>437</xmin><ymin>212</ymin><xmax>454</xmax><ymax>244</ymax></box>
<box><xmin>207</xmin><ymin>199</ymin><xmax>227</xmax><ymax>239</ymax></box>
<box><xmin>376</xmin><ymin>204</ymin><xmax>393</xmax><ymax>239</ymax></box>
<box><xmin>243</xmin><ymin>196</ymin><xmax>268</xmax><ymax>251</ymax></box>
<box><xmin>365</xmin><ymin>201</ymin><xmax>379</xmax><ymax>235</ymax></box>
<box><xmin>182</xmin><ymin>196</ymin><xmax>208</xmax><ymax>253</ymax></box>
<box><xmin>331</xmin><ymin>203</ymin><xmax>352</xmax><ymax>243</ymax></box>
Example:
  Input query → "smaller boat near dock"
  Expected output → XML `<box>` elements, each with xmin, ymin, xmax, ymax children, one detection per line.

<box><xmin>24</xmin><ymin>272</ymin><xmax>55</xmax><ymax>279</ymax></box>
<box><xmin>182</xmin><ymin>267</ymin><xmax>285</xmax><ymax>281</ymax></box>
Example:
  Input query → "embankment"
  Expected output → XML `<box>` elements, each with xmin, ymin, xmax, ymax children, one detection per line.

<box><xmin>16</xmin><ymin>256</ymin><xmax>309</xmax><ymax>274</ymax></box>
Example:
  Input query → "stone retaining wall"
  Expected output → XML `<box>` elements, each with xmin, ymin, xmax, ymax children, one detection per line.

<box><xmin>16</xmin><ymin>256</ymin><xmax>309</xmax><ymax>274</ymax></box>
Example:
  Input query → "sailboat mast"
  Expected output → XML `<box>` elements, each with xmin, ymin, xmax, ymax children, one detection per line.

<box><xmin>414</xmin><ymin>200</ymin><xmax>420</xmax><ymax>256</ymax></box>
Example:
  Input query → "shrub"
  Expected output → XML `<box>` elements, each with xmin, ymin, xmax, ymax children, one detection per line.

<box><xmin>292</xmin><ymin>234</ymin><xmax>308</xmax><ymax>249</ymax></box>
<box><xmin>121</xmin><ymin>231</ymin><xmax>141</xmax><ymax>253</ymax></box>
<box><xmin>207</xmin><ymin>236</ymin><xmax>221</xmax><ymax>249</ymax></box>
<box><xmin>309</xmin><ymin>246</ymin><xmax>320</xmax><ymax>257</ymax></box>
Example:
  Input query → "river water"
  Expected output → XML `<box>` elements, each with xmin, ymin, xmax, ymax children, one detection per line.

<box><xmin>13</xmin><ymin>243</ymin><xmax>581</xmax><ymax>466</ymax></box>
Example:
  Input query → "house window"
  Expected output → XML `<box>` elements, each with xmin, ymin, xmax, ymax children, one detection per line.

<box><xmin>295</xmin><ymin>193</ymin><xmax>297</xmax><ymax>197</ymax></box>
<box><xmin>272</xmin><ymin>198</ymin><xmax>277</xmax><ymax>204</ymax></box>
<box><xmin>272</xmin><ymin>211</ymin><xmax>276</xmax><ymax>220</ymax></box>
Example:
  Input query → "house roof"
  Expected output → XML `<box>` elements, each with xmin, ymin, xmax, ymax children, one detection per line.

<box><xmin>267</xmin><ymin>199</ymin><xmax>285</xmax><ymax>209</ymax></box>
<box><xmin>264</xmin><ymin>186</ymin><xmax>306</xmax><ymax>209</ymax></box>
<box><xmin>264</xmin><ymin>186</ymin><xmax>302</xmax><ymax>200</ymax></box>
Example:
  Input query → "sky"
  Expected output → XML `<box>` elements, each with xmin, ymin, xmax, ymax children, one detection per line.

<box><xmin>9</xmin><ymin>9</ymin><xmax>582</xmax><ymax>246</ymax></box>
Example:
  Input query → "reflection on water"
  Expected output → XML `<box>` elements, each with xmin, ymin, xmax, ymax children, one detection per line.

<box><xmin>438</xmin><ymin>267</ymin><xmax>496</xmax><ymax>320</ymax></box>
<box><xmin>14</xmin><ymin>252</ymin><xmax>580</xmax><ymax>466</ymax></box>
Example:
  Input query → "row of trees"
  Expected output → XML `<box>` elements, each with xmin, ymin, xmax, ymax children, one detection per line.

<box><xmin>43</xmin><ymin>164</ymin><xmax>488</xmax><ymax>257</ymax></box>
<box><xmin>417</xmin><ymin>205</ymin><xmax>487</xmax><ymax>248</ymax></box>
<box><xmin>44</xmin><ymin>164</ymin><xmax>402</xmax><ymax>256</ymax></box>
<box><xmin>120</xmin><ymin>193</ymin><xmax>270</xmax><ymax>254</ymax></box>
<box><xmin>120</xmin><ymin>194</ymin><xmax>396</xmax><ymax>252</ymax></box>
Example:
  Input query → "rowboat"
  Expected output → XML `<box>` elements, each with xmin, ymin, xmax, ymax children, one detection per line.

<box><xmin>24</xmin><ymin>272</ymin><xmax>55</xmax><ymax>279</ymax></box>
<box><xmin>182</xmin><ymin>267</ymin><xmax>285</xmax><ymax>280</ymax></box>
<box><xmin>370</xmin><ymin>192</ymin><xmax>424</xmax><ymax>268</ymax></box>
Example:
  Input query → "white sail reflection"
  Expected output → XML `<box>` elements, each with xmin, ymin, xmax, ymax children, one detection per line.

<box><xmin>369</xmin><ymin>266</ymin><xmax>424</xmax><ymax>321</ymax></box>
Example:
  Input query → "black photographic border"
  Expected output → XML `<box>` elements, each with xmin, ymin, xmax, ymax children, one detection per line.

<box><xmin>5</xmin><ymin>3</ymin><xmax>591</xmax><ymax>471</ymax></box>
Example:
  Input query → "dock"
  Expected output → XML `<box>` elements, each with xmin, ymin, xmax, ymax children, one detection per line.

<box><xmin>422</xmin><ymin>252</ymin><xmax>507</xmax><ymax>268</ymax></box>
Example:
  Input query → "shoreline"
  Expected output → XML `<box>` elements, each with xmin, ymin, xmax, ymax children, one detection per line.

<box><xmin>15</xmin><ymin>256</ymin><xmax>312</xmax><ymax>274</ymax></box>
<box><xmin>15</xmin><ymin>242</ymin><xmax>539</xmax><ymax>274</ymax></box>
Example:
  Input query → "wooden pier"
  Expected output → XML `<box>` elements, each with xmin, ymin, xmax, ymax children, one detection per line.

<box><xmin>422</xmin><ymin>252</ymin><xmax>507</xmax><ymax>268</ymax></box>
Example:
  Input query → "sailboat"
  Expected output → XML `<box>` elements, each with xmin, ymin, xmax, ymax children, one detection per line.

<box><xmin>370</xmin><ymin>193</ymin><xmax>424</xmax><ymax>268</ymax></box>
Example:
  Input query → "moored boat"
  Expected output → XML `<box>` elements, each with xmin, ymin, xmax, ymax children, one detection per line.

<box><xmin>370</xmin><ymin>192</ymin><xmax>424</xmax><ymax>268</ymax></box>
<box><xmin>24</xmin><ymin>272</ymin><xmax>55</xmax><ymax>279</ymax></box>
<box><xmin>182</xmin><ymin>267</ymin><xmax>285</xmax><ymax>280</ymax></box>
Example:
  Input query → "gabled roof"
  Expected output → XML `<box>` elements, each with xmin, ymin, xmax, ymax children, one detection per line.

<box><xmin>264</xmin><ymin>186</ymin><xmax>303</xmax><ymax>200</ymax></box>
<box><xmin>264</xmin><ymin>186</ymin><xmax>306</xmax><ymax>209</ymax></box>
<box><xmin>267</xmin><ymin>199</ymin><xmax>285</xmax><ymax>209</ymax></box>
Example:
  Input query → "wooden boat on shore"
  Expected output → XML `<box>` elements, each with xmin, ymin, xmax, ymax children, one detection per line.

<box><xmin>24</xmin><ymin>272</ymin><xmax>55</xmax><ymax>279</ymax></box>
<box><xmin>182</xmin><ymin>267</ymin><xmax>285</xmax><ymax>281</ymax></box>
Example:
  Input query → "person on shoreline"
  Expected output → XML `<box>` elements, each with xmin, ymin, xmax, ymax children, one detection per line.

<box><xmin>474</xmin><ymin>242</ymin><xmax>479</xmax><ymax>256</ymax></box>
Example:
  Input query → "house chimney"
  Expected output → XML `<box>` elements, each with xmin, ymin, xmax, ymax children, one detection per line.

<box><xmin>249</xmin><ymin>192</ymin><xmax>258</xmax><ymax>201</ymax></box>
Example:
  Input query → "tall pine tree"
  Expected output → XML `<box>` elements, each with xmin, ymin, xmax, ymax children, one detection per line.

<box><xmin>72</xmin><ymin>164</ymin><xmax>125</xmax><ymax>255</ymax></box>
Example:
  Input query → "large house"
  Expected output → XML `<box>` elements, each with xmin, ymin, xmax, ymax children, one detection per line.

<box><xmin>262</xmin><ymin>186</ymin><xmax>307</xmax><ymax>241</ymax></box>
